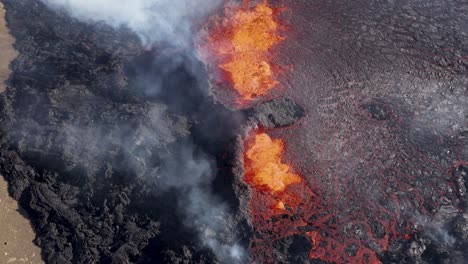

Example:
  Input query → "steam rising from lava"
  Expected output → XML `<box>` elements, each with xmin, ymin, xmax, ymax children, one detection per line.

<box><xmin>6</xmin><ymin>0</ymin><xmax>467</xmax><ymax>263</ymax></box>
<box><xmin>36</xmin><ymin>0</ymin><xmax>246</xmax><ymax>262</ymax></box>
<box><xmin>159</xmin><ymin>145</ymin><xmax>247</xmax><ymax>263</ymax></box>
<box><xmin>39</xmin><ymin>0</ymin><xmax>222</xmax><ymax>46</ymax></box>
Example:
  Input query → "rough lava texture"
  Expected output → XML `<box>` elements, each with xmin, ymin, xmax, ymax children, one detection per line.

<box><xmin>1</xmin><ymin>0</ymin><xmax>468</xmax><ymax>263</ymax></box>
<box><xmin>0</xmin><ymin>1</ymin><xmax>305</xmax><ymax>263</ymax></box>
<box><xmin>243</xmin><ymin>97</ymin><xmax>306</xmax><ymax>130</ymax></box>
<box><xmin>262</xmin><ymin>0</ymin><xmax>468</xmax><ymax>263</ymax></box>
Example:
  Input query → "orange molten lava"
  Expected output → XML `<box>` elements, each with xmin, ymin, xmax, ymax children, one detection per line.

<box><xmin>244</xmin><ymin>131</ymin><xmax>387</xmax><ymax>263</ymax></box>
<box><xmin>245</xmin><ymin>133</ymin><xmax>302</xmax><ymax>192</ymax></box>
<box><xmin>208</xmin><ymin>1</ymin><xmax>284</xmax><ymax>101</ymax></box>
<box><xmin>244</xmin><ymin>131</ymin><xmax>315</xmax><ymax>262</ymax></box>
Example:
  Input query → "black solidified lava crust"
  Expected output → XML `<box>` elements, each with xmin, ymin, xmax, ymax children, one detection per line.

<box><xmin>0</xmin><ymin>1</ymin><xmax>231</xmax><ymax>263</ymax></box>
<box><xmin>0</xmin><ymin>1</ymin><xmax>306</xmax><ymax>263</ymax></box>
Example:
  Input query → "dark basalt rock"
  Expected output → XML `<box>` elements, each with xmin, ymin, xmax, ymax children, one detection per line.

<box><xmin>244</xmin><ymin>97</ymin><xmax>306</xmax><ymax>129</ymax></box>
<box><xmin>2</xmin><ymin>0</ymin><xmax>224</xmax><ymax>263</ymax></box>
<box><xmin>365</xmin><ymin>104</ymin><xmax>389</xmax><ymax>121</ymax></box>
<box><xmin>0</xmin><ymin>0</ymin><xmax>305</xmax><ymax>263</ymax></box>
<box><xmin>455</xmin><ymin>165</ymin><xmax>468</xmax><ymax>209</ymax></box>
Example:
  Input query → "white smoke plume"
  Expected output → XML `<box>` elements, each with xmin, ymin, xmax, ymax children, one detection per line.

<box><xmin>38</xmin><ymin>0</ymin><xmax>247</xmax><ymax>262</ymax></box>
<box><xmin>412</xmin><ymin>205</ymin><xmax>458</xmax><ymax>247</ymax></box>
<box><xmin>159</xmin><ymin>146</ymin><xmax>248</xmax><ymax>263</ymax></box>
<box><xmin>39</xmin><ymin>0</ymin><xmax>222</xmax><ymax>46</ymax></box>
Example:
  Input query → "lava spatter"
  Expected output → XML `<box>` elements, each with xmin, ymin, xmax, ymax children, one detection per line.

<box><xmin>244</xmin><ymin>133</ymin><xmax>302</xmax><ymax>192</ymax></box>
<box><xmin>205</xmin><ymin>0</ymin><xmax>284</xmax><ymax>102</ymax></box>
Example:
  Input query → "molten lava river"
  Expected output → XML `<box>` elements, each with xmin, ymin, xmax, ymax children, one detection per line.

<box><xmin>201</xmin><ymin>0</ymin><xmax>463</xmax><ymax>263</ymax></box>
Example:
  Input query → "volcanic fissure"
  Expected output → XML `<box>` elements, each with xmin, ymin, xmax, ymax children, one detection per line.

<box><xmin>1</xmin><ymin>0</ymin><xmax>467</xmax><ymax>263</ymax></box>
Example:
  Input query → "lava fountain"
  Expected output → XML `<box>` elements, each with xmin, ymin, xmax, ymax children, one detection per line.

<box><xmin>203</xmin><ymin>0</ymin><xmax>284</xmax><ymax>103</ymax></box>
<box><xmin>244</xmin><ymin>132</ymin><xmax>302</xmax><ymax>193</ymax></box>
<box><xmin>243</xmin><ymin>131</ymin><xmax>315</xmax><ymax>262</ymax></box>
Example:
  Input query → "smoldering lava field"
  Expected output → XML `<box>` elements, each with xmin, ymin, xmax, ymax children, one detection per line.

<box><xmin>0</xmin><ymin>0</ymin><xmax>467</xmax><ymax>264</ymax></box>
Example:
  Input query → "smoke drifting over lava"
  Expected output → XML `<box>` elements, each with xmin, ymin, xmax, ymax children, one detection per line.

<box><xmin>12</xmin><ymin>0</ymin><xmax>246</xmax><ymax>262</ymax></box>
<box><xmin>2</xmin><ymin>0</ymin><xmax>467</xmax><ymax>263</ymax></box>
<box><xmin>39</xmin><ymin>0</ymin><xmax>222</xmax><ymax>46</ymax></box>
<box><xmin>158</xmin><ymin>144</ymin><xmax>247</xmax><ymax>263</ymax></box>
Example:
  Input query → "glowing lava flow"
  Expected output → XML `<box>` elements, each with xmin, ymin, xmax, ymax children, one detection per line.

<box><xmin>205</xmin><ymin>0</ymin><xmax>284</xmax><ymax>101</ymax></box>
<box><xmin>244</xmin><ymin>132</ymin><xmax>389</xmax><ymax>264</ymax></box>
<box><xmin>244</xmin><ymin>132</ymin><xmax>315</xmax><ymax>261</ymax></box>
<box><xmin>203</xmin><ymin>1</ymin><xmax>402</xmax><ymax>263</ymax></box>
